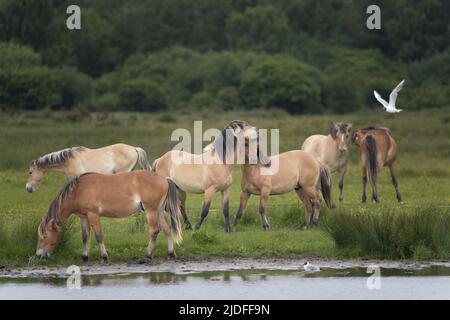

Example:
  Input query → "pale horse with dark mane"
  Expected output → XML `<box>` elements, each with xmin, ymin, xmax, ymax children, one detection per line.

<box><xmin>26</xmin><ymin>144</ymin><xmax>150</xmax><ymax>193</ymax></box>
<box><xmin>153</xmin><ymin>120</ymin><xmax>258</xmax><ymax>232</ymax></box>
<box><xmin>301</xmin><ymin>123</ymin><xmax>352</xmax><ymax>202</ymax></box>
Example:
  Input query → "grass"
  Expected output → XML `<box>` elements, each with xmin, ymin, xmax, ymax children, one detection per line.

<box><xmin>0</xmin><ymin>107</ymin><xmax>449</xmax><ymax>267</ymax></box>
<box><xmin>322</xmin><ymin>207</ymin><xmax>450</xmax><ymax>259</ymax></box>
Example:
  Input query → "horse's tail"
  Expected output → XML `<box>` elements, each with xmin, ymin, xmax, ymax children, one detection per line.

<box><xmin>151</xmin><ymin>158</ymin><xmax>159</xmax><ymax>172</ymax></box>
<box><xmin>164</xmin><ymin>178</ymin><xmax>183</xmax><ymax>244</ymax></box>
<box><xmin>319</xmin><ymin>163</ymin><xmax>334</xmax><ymax>209</ymax></box>
<box><xmin>135</xmin><ymin>147</ymin><xmax>151</xmax><ymax>171</ymax></box>
<box><xmin>365</xmin><ymin>135</ymin><xmax>378</xmax><ymax>186</ymax></box>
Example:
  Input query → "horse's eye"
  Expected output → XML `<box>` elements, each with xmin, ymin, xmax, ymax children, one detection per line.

<box><xmin>28</xmin><ymin>171</ymin><xmax>32</xmax><ymax>175</ymax></box>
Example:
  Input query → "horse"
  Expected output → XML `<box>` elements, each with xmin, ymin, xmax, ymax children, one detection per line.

<box><xmin>234</xmin><ymin>133</ymin><xmax>334</xmax><ymax>230</ymax></box>
<box><xmin>36</xmin><ymin>171</ymin><xmax>182</xmax><ymax>260</ymax></box>
<box><xmin>352</xmin><ymin>126</ymin><xmax>403</xmax><ymax>203</ymax></box>
<box><xmin>26</xmin><ymin>143</ymin><xmax>150</xmax><ymax>193</ymax></box>
<box><xmin>153</xmin><ymin>120</ymin><xmax>257</xmax><ymax>232</ymax></box>
<box><xmin>301</xmin><ymin>123</ymin><xmax>352</xmax><ymax>202</ymax></box>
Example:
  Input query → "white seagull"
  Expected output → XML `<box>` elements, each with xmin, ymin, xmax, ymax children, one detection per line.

<box><xmin>374</xmin><ymin>80</ymin><xmax>405</xmax><ymax>113</ymax></box>
<box><xmin>303</xmin><ymin>261</ymin><xmax>320</xmax><ymax>272</ymax></box>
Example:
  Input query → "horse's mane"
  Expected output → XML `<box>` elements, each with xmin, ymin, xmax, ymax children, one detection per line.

<box><xmin>360</xmin><ymin>126</ymin><xmax>390</xmax><ymax>133</ymax></box>
<box><xmin>39</xmin><ymin>177</ymin><xmax>79</xmax><ymax>235</ymax></box>
<box><xmin>32</xmin><ymin>146</ymin><xmax>86</xmax><ymax>169</ymax></box>
<box><xmin>204</xmin><ymin>120</ymin><xmax>247</xmax><ymax>161</ymax></box>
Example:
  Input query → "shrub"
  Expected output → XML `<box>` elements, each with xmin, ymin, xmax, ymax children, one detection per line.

<box><xmin>240</xmin><ymin>57</ymin><xmax>322</xmax><ymax>113</ymax></box>
<box><xmin>119</xmin><ymin>79</ymin><xmax>166</xmax><ymax>112</ymax></box>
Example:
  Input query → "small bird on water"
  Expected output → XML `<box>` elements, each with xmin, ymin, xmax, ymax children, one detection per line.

<box><xmin>303</xmin><ymin>261</ymin><xmax>320</xmax><ymax>272</ymax></box>
<box><xmin>374</xmin><ymin>79</ymin><xmax>405</xmax><ymax>113</ymax></box>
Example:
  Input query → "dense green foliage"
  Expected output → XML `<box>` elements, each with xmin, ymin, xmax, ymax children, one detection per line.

<box><xmin>0</xmin><ymin>0</ymin><xmax>449</xmax><ymax>113</ymax></box>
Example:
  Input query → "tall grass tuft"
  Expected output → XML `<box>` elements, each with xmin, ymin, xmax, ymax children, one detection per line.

<box><xmin>322</xmin><ymin>206</ymin><xmax>450</xmax><ymax>259</ymax></box>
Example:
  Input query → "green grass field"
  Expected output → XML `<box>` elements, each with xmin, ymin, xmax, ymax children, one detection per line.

<box><xmin>0</xmin><ymin>107</ymin><xmax>449</xmax><ymax>266</ymax></box>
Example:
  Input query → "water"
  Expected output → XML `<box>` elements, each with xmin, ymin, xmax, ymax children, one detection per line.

<box><xmin>1</xmin><ymin>267</ymin><xmax>450</xmax><ymax>300</ymax></box>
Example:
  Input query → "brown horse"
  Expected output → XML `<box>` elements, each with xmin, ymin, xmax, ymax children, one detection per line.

<box><xmin>36</xmin><ymin>171</ymin><xmax>182</xmax><ymax>260</ymax></box>
<box><xmin>234</xmin><ymin>133</ymin><xmax>334</xmax><ymax>230</ymax></box>
<box><xmin>352</xmin><ymin>127</ymin><xmax>403</xmax><ymax>203</ymax></box>
<box><xmin>153</xmin><ymin>120</ymin><xmax>258</xmax><ymax>232</ymax></box>
<box><xmin>302</xmin><ymin>123</ymin><xmax>352</xmax><ymax>202</ymax></box>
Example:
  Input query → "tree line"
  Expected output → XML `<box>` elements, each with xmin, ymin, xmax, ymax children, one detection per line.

<box><xmin>0</xmin><ymin>0</ymin><xmax>449</xmax><ymax>113</ymax></box>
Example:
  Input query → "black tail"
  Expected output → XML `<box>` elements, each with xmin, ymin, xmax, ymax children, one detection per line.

<box><xmin>365</xmin><ymin>135</ymin><xmax>378</xmax><ymax>186</ymax></box>
<box><xmin>319</xmin><ymin>164</ymin><xmax>334</xmax><ymax>209</ymax></box>
<box><xmin>165</xmin><ymin>178</ymin><xmax>182</xmax><ymax>243</ymax></box>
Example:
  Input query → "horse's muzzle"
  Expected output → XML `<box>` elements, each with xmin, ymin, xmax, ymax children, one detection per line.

<box><xmin>26</xmin><ymin>183</ymin><xmax>35</xmax><ymax>193</ymax></box>
<box><xmin>36</xmin><ymin>249</ymin><xmax>49</xmax><ymax>258</ymax></box>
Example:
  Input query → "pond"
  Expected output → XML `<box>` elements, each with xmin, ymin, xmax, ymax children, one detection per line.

<box><xmin>1</xmin><ymin>264</ymin><xmax>450</xmax><ymax>299</ymax></box>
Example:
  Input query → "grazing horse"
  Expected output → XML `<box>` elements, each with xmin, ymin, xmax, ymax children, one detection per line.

<box><xmin>302</xmin><ymin>123</ymin><xmax>352</xmax><ymax>202</ymax></box>
<box><xmin>352</xmin><ymin>127</ymin><xmax>403</xmax><ymax>203</ymax></box>
<box><xmin>26</xmin><ymin>143</ymin><xmax>150</xmax><ymax>193</ymax></box>
<box><xmin>234</xmin><ymin>134</ymin><xmax>334</xmax><ymax>230</ymax></box>
<box><xmin>153</xmin><ymin>120</ymin><xmax>257</xmax><ymax>232</ymax></box>
<box><xmin>36</xmin><ymin>171</ymin><xmax>182</xmax><ymax>260</ymax></box>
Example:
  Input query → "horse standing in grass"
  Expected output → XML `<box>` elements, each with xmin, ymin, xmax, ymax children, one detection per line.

<box><xmin>234</xmin><ymin>133</ymin><xmax>334</xmax><ymax>230</ymax></box>
<box><xmin>153</xmin><ymin>120</ymin><xmax>257</xmax><ymax>232</ymax></box>
<box><xmin>36</xmin><ymin>171</ymin><xmax>182</xmax><ymax>260</ymax></box>
<box><xmin>352</xmin><ymin>127</ymin><xmax>403</xmax><ymax>203</ymax></box>
<box><xmin>302</xmin><ymin>123</ymin><xmax>352</xmax><ymax>202</ymax></box>
<box><xmin>26</xmin><ymin>144</ymin><xmax>150</xmax><ymax>193</ymax></box>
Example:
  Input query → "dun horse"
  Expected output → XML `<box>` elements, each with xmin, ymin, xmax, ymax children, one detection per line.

<box><xmin>234</xmin><ymin>134</ymin><xmax>334</xmax><ymax>230</ymax></box>
<box><xmin>352</xmin><ymin>127</ymin><xmax>403</xmax><ymax>203</ymax></box>
<box><xmin>153</xmin><ymin>120</ymin><xmax>257</xmax><ymax>232</ymax></box>
<box><xmin>36</xmin><ymin>171</ymin><xmax>182</xmax><ymax>260</ymax></box>
<box><xmin>302</xmin><ymin>123</ymin><xmax>352</xmax><ymax>202</ymax></box>
<box><xmin>26</xmin><ymin>144</ymin><xmax>150</xmax><ymax>193</ymax></box>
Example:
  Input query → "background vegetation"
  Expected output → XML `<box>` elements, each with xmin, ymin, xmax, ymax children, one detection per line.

<box><xmin>0</xmin><ymin>0</ymin><xmax>449</xmax><ymax>113</ymax></box>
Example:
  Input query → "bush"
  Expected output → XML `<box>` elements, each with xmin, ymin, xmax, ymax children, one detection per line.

<box><xmin>240</xmin><ymin>57</ymin><xmax>322</xmax><ymax>113</ymax></box>
<box><xmin>119</xmin><ymin>78</ymin><xmax>166</xmax><ymax>112</ymax></box>
<box><xmin>0</xmin><ymin>42</ymin><xmax>41</xmax><ymax>70</ymax></box>
<box><xmin>226</xmin><ymin>6</ymin><xmax>292</xmax><ymax>53</ymax></box>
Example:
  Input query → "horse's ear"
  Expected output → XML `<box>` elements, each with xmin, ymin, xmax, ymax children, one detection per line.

<box><xmin>330</xmin><ymin>125</ymin><xmax>338</xmax><ymax>139</ymax></box>
<box><xmin>347</xmin><ymin>123</ymin><xmax>352</xmax><ymax>133</ymax></box>
<box><xmin>351</xmin><ymin>132</ymin><xmax>358</xmax><ymax>144</ymax></box>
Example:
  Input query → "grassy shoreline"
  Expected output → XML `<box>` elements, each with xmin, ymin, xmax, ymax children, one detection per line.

<box><xmin>0</xmin><ymin>108</ymin><xmax>449</xmax><ymax>267</ymax></box>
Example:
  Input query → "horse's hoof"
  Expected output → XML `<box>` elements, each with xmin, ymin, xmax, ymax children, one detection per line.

<box><xmin>185</xmin><ymin>223</ymin><xmax>192</xmax><ymax>230</ymax></box>
<box><xmin>224</xmin><ymin>225</ymin><xmax>233</xmax><ymax>233</ymax></box>
<box><xmin>263</xmin><ymin>225</ymin><xmax>270</xmax><ymax>232</ymax></box>
<box><xmin>339</xmin><ymin>197</ymin><xmax>343</xmax><ymax>202</ymax></box>
<box><xmin>81</xmin><ymin>255</ymin><xmax>89</xmax><ymax>262</ymax></box>
<box><xmin>194</xmin><ymin>223</ymin><xmax>202</xmax><ymax>230</ymax></box>
<box><xmin>101</xmin><ymin>255</ymin><xmax>108</xmax><ymax>262</ymax></box>
<box><xmin>168</xmin><ymin>252</ymin><xmax>176</xmax><ymax>260</ymax></box>
<box><xmin>331</xmin><ymin>202</ymin><xmax>336</xmax><ymax>209</ymax></box>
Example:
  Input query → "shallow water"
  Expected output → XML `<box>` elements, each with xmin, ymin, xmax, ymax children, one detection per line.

<box><xmin>1</xmin><ymin>266</ymin><xmax>450</xmax><ymax>299</ymax></box>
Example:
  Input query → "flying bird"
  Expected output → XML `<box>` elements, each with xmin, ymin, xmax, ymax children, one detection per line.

<box><xmin>303</xmin><ymin>261</ymin><xmax>320</xmax><ymax>272</ymax></box>
<box><xmin>374</xmin><ymin>80</ymin><xmax>405</xmax><ymax>113</ymax></box>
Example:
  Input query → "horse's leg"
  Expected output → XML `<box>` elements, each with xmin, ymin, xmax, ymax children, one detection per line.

<box><xmin>80</xmin><ymin>216</ymin><xmax>90</xmax><ymax>261</ymax></box>
<box><xmin>222</xmin><ymin>188</ymin><xmax>232</xmax><ymax>233</ymax></box>
<box><xmin>87</xmin><ymin>212</ymin><xmax>108</xmax><ymax>261</ymax></box>
<box><xmin>233</xmin><ymin>191</ymin><xmax>251</xmax><ymax>226</ymax></box>
<box><xmin>338</xmin><ymin>165</ymin><xmax>347</xmax><ymax>202</ymax></box>
<box><xmin>259</xmin><ymin>189</ymin><xmax>271</xmax><ymax>231</ymax></box>
<box><xmin>159</xmin><ymin>210</ymin><xmax>175</xmax><ymax>259</ymax></box>
<box><xmin>361</xmin><ymin>163</ymin><xmax>368</xmax><ymax>203</ymax></box>
<box><xmin>309</xmin><ymin>189</ymin><xmax>322</xmax><ymax>228</ymax></box>
<box><xmin>145</xmin><ymin>208</ymin><xmax>160</xmax><ymax>259</ymax></box>
<box><xmin>295</xmin><ymin>188</ymin><xmax>313</xmax><ymax>227</ymax></box>
<box><xmin>389</xmin><ymin>162</ymin><xmax>403</xmax><ymax>203</ymax></box>
<box><xmin>370</xmin><ymin>165</ymin><xmax>380</xmax><ymax>204</ymax></box>
<box><xmin>178</xmin><ymin>189</ymin><xmax>192</xmax><ymax>229</ymax></box>
<box><xmin>195</xmin><ymin>187</ymin><xmax>215</xmax><ymax>230</ymax></box>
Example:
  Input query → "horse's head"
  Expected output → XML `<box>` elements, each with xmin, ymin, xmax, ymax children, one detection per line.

<box><xmin>26</xmin><ymin>161</ymin><xmax>44</xmax><ymax>193</ymax></box>
<box><xmin>330</xmin><ymin>123</ymin><xmax>352</xmax><ymax>155</ymax></box>
<box><xmin>351</xmin><ymin>129</ymin><xmax>367</xmax><ymax>146</ymax></box>
<box><xmin>36</xmin><ymin>217</ymin><xmax>61</xmax><ymax>258</ymax></box>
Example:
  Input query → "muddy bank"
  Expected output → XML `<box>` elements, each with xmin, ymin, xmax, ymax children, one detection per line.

<box><xmin>1</xmin><ymin>258</ymin><xmax>450</xmax><ymax>278</ymax></box>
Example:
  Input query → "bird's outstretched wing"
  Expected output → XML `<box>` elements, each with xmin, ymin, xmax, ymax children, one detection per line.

<box><xmin>374</xmin><ymin>90</ymin><xmax>389</xmax><ymax>108</ymax></box>
<box><xmin>389</xmin><ymin>79</ymin><xmax>405</xmax><ymax>105</ymax></box>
